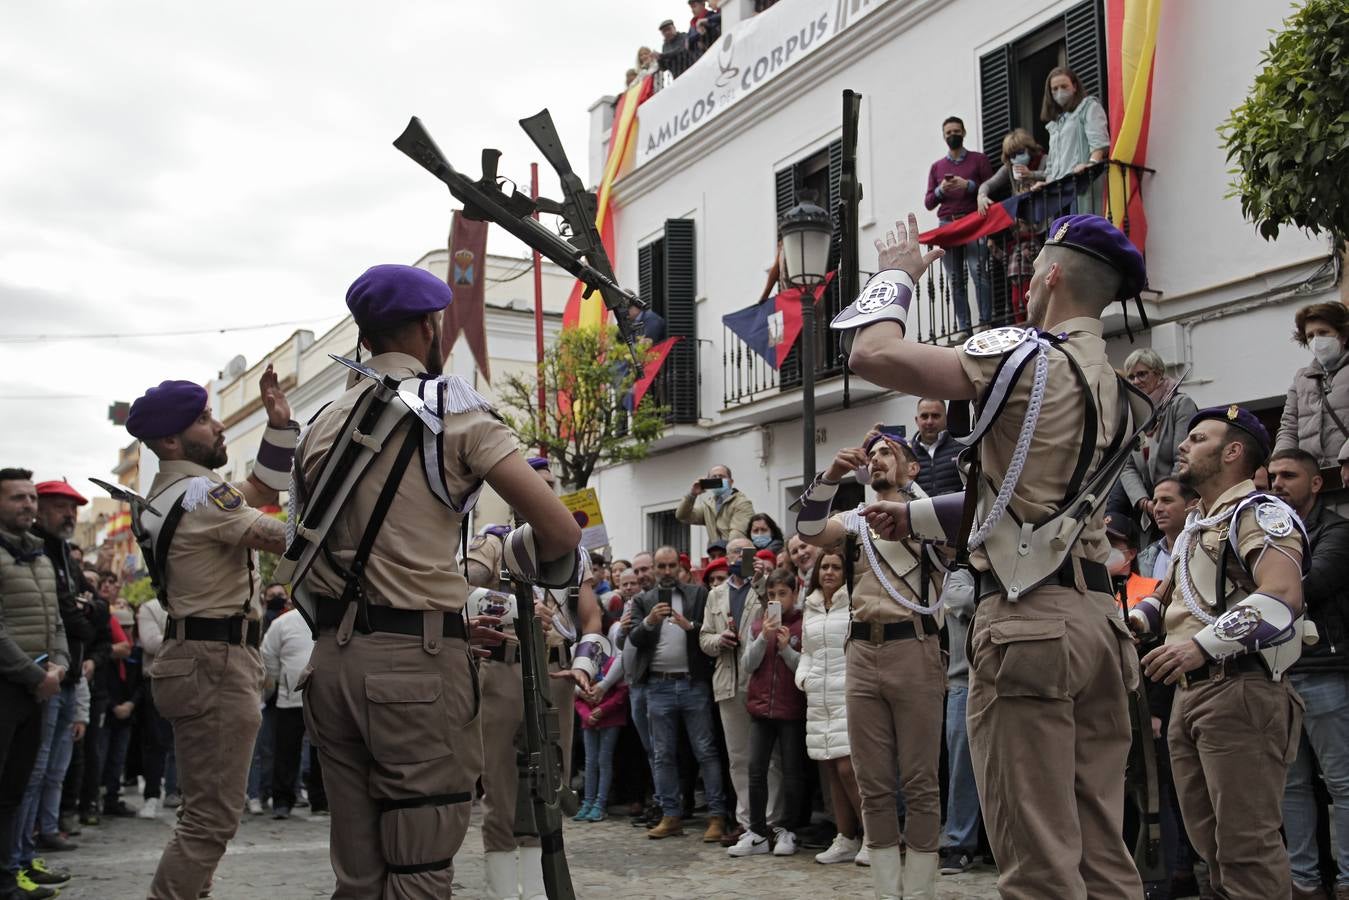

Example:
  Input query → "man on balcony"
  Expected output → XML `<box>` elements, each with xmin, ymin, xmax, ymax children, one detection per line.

<box><xmin>676</xmin><ymin>465</ymin><xmax>755</xmax><ymax>544</ymax></box>
<box><xmin>924</xmin><ymin>117</ymin><xmax>993</xmax><ymax>341</ymax></box>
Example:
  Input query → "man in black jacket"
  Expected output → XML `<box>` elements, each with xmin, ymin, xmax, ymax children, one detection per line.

<box><xmin>911</xmin><ymin>399</ymin><xmax>963</xmax><ymax>497</ymax></box>
<box><xmin>1269</xmin><ymin>448</ymin><xmax>1349</xmax><ymax>899</ymax></box>
<box><xmin>627</xmin><ymin>546</ymin><xmax>727</xmax><ymax>843</ymax></box>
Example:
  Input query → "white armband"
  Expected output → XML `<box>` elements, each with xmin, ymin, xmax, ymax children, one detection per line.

<box><xmin>795</xmin><ymin>476</ymin><xmax>838</xmax><ymax>537</ymax></box>
<box><xmin>502</xmin><ymin>525</ymin><xmax>580</xmax><ymax>589</ymax></box>
<box><xmin>829</xmin><ymin>269</ymin><xmax>916</xmax><ymax>350</ymax></box>
<box><xmin>1128</xmin><ymin>597</ymin><xmax>1163</xmax><ymax>636</ymax></box>
<box><xmin>571</xmin><ymin>633</ymin><xmax>613</xmax><ymax>680</ymax></box>
<box><xmin>1193</xmin><ymin>592</ymin><xmax>1297</xmax><ymax>661</ymax></box>
<box><xmin>252</xmin><ymin>422</ymin><xmax>300</xmax><ymax>491</ymax></box>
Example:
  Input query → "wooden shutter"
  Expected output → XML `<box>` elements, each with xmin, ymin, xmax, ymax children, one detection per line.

<box><xmin>638</xmin><ymin>241</ymin><xmax>659</xmax><ymax>316</ymax></box>
<box><xmin>979</xmin><ymin>45</ymin><xmax>1014</xmax><ymax>162</ymax></box>
<box><xmin>1065</xmin><ymin>0</ymin><xmax>1107</xmax><ymax>116</ymax></box>
<box><xmin>662</xmin><ymin>218</ymin><xmax>698</xmax><ymax>424</ymax></box>
<box><xmin>775</xmin><ymin>165</ymin><xmax>801</xmax><ymax>228</ymax></box>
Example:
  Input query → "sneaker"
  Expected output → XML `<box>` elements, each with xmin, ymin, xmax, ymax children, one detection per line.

<box><xmin>854</xmin><ymin>844</ymin><xmax>871</xmax><ymax>867</ymax></box>
<box><xmin>14</xmin><ymin>870</ymin><xmax>57</xmax><ymax>899</ymax></box>
<box><xmin>726</xmin><ymin>829</ymin><xmax>770</xmax><ymax>858</ymax></box>
<box><xmin>78</xmin><ymin>810</ymin><xmax>100</xmax><ymax>827</ymax></box>
<box><xmin>163</xmin><ymin>792</ymin><xmax>182</xmax><ymax>809</ymax></box>
<box><xmin>35</xmin><ymin>833</ymin><xmax>77</xmax><ymax>852</ymax></box>
<box><xmin>771</xmin><ymin>828</ymin><xmax>798</xmax><ymax>856</ymax></box>
<box><xmin>103</xmin><ymin>799</ymin><xmax>135</xmax><ymax>818</ymax></box>
<box><xmin>246</xmin><ymin>797</ymin><xmax>264</xmax><ymax>816</ymax></box>
<box><xmin>138</xmin><ymin>797</ymin><xmax>160</xmax><ymax>819</ymax></box>
<box><xmin>572</xmin><ymin>801</ymin><xmax>593</xmax><ymax>822</ymax></box>
<box><xmin>58</xmin><ymin>814</ymin><xmax>80</xmax><ymax>836</ymax></box>
<box><xmin>25</xmin><ymin>859</ymin><xmax>71</xmax><ymax>885</ymax></box>
<box><xmin>272</xmin><ymin>806</ymin><xmax>291</xmax><ymax>820</ymax></box>
<box><xmin>939</xmin><ymin>848</ymin><xmax>974</xmax><ymax>875</ymax></box>
<box><xmin>815</xmin><ymin>833</ymin><xmax>861</xmax><ymax>865</ymax></box>
<box><xmin>583</xmin><ymin>803</ymin><xmax>606</xmax><ymax>822</ymax></box>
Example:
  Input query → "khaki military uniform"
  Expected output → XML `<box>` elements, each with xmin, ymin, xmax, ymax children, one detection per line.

<box><xmin>834</xmin><ymin>512</ymin><xmax>945</xmax><ymax>853</ymax></box>
<box><xmin>298</xmin><ymin>352</ymin><xmax>514</xmax><ymax>898</ymax></box>
<box><xmin>959</xmin><ymin>318</ymin><xmax>1143</xmax><ymax>900</ymax></box>
<box><xmin>146</xmin><ymin>460</ymin><xmax>266</xmax><ymax>900</ymax></box>
<box><xmin>1153</xmin><ymin>480</ymin><xmax>1304</xmax><ymax>900</ymax></box>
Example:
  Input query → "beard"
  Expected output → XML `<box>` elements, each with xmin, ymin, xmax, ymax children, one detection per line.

<box><xmin>1177</xmin><ymin>452</ymin><xmax>1219</xmax><ymax>488</ymax></box>
<box><xmin>182</xmin><ymin>435</ymin><xmax>228</xmax><ymax>470</ymax></box>
<box><xmin>870</xmin><ymin>476</ymin><xmax>894</xmax><ymax>492</ymax></box>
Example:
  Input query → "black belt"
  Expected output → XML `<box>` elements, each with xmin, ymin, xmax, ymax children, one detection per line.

<box><xmin>313</xmin><ymin>599</ymin><xmax>467</xmax><ymax>640</ymax></box>
<box><xmin>486</xmin><ymin>642</ymin><xmax>519</xmax><ymax>664</ymax></box>
<box><xmin>1178</xmin><ymin>654</ymin><xmax>1266</xmax><ymax>689</ymax></box>
<box><xmin>165</xmin><ymin>616</ymin><xmax>260</xmax><ymax>648</ymax></box>
<box><xmin>648</xmin><ymin>671</ymin><xmax>688</xmax><ymax>681</ymax></box>
<box><xmin>548</xmin><ymin>646</ymin><xmax>565</xmax><ymax>668</ymax></box>
<box><xmin>849</xmin><ymin>617</ymin><xmax>940</xmax><ymax>645</ymax></box>
<box><xmin>977</xmin><ymin>555</ymin><xmax>1113</xmax><ymax>599</ymax></box>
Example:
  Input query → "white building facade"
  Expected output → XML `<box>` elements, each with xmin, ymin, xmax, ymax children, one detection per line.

<box><xmin>585</xmin><ymin>0</ymin><xmax>1342</xmax><ymax>561</ymax></box>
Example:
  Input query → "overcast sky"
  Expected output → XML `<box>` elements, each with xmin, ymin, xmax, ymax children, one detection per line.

<box><xmin>1</xmin><ymin>0</ymin><xmax>677</xmax><ymax>507</ymax></box>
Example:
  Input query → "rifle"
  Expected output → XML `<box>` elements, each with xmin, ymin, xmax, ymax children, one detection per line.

<box><xmin>837</xmin><ymin>90</ymin><xmax>862</xmax><ymax>410</ymax></box>
<box><xmin>1119</xmin><ymin>585</ymin><xmax>1166</xmax><ymax>888</ymax></box>
<box><xmin>393</xmin><ymin>114</ymin><xmax>646</xmax><ymax>376</ymax></box>
<box><xmin>510</xmin><ymin>572</ymin><xmax>578</xmax><ymax>900</ymax></box>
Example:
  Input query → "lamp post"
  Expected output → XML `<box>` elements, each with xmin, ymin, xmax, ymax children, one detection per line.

<box><xmin>779</xmin><ymin>197</ymin><xmax>833</xmax><ymax>489</ymax></box>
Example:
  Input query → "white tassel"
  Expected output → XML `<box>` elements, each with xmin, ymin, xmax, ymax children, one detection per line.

<box><xmin>178</xmin><ymin>477</ymin><xmax>215</xmax><ymax>512</ymax></box>
<box><xmin>285</xmin><ymin>468</ymin><xmax>299</xmax><ymax>546</ymax></box>
<box><xmin>434</xmin><ymin>374</ymin><xmax>493</xmax><ymax>416</ymax></box>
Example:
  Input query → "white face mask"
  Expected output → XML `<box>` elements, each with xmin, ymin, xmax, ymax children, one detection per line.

<box><xmin>1106</xmin><ymin>548</ymin><xmax>1128</xmax><ymax>575</ymax></box>
<box><xmin>1052</xmin><ymin>87</ymin><xmax>1075</xmax><ymax>107</ymax></box>
<box><xmin>1311</xmin><ymin>334</ymin><xmax>1341</xmax><ymax>367</ymax></box>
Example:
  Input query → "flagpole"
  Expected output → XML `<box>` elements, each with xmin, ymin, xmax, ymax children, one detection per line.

<box><xmin>531</xmin><ymin>163</ymin><xmax>547</xmax><ymax>457</ymax></box>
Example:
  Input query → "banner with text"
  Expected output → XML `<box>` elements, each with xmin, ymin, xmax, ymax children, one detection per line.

<box><xmin>636</xmin><ymin>0</ymin><xmax>888</xmax><ymax>166</ymax></box>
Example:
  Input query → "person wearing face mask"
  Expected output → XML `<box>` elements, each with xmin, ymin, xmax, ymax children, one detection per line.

<box><xmin>978</xmin><ymin>129</ymin><xmax>1049</xmax><ymax>323</ymax></box>
<box><xmin>747</xmin><ymin>513</ymin><xmax>784</xmax><ymax>554</ymax></box>
<box><xmin>1038</xmin><ymin>67</ymin><xmax>1111</xmax><ymax>214</ymax></box>
<box><xmin>1277</xmin><ymin>303</ymin><xmax>1349</xmax><ymax>511</ymax></box>
<box><xmin>676</xmin><ymin>465</ymin><xmax>755</xmax><ymax>544</ymax></box>
<box><xmin>924</xmin><ymin>116</ymin><xmax>994</xmax><ymax>339</ymax></box>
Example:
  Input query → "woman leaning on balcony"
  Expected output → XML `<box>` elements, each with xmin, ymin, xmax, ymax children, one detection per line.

<box><xmin>1035</xmin><ymin>66</ymin><xmax>1111</xmax><ymax>213</ymax></box>
<box><xmin>977</xmin><ymin>128</ymin><xmax>1048</xmax><ymax>322</ymax></box>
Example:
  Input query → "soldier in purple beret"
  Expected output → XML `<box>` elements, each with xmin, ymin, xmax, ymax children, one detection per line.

<box><xmin>346</xmin><ymin>264</ymin><xmax>454</xmax><ymax>373</ymax></box>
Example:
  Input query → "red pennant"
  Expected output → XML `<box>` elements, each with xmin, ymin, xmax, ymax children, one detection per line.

<box><xmin>631</xmin><ymin>337</ymin><xmax>682</xmax><ymax>409</ymax></box>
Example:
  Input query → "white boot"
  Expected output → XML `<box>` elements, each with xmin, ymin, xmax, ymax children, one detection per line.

<box><xmin>868</xmin><ymin>845</ymin><xmax>902</xmax><ymax>900</ymax></box>
<box><xmin>901</xmin><ymin>849</ymin><xmax>939</xmax><ymax>899</ymax></box>
<box><xmin>517</xmin><ymin>846</ymin><xmax>547</xmax><ymax>900</ymax></box>
<box><xmin>483</xmin><ymin>851</ymin><xmax>519</xmax><ymax>900</ymax></box>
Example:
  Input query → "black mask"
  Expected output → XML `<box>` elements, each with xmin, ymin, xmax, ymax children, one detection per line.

<box><xmin>945</xmin><ymin>133</ymin><xmax>964</xmax><ymax>150</ymax></box>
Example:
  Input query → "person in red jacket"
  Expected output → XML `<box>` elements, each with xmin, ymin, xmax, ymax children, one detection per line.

<box><xmin>728</xmin><ymin>568</ymin><xmax>806</xmax><ymax>859</ymax></box>
<box><xmin>573</xmin><ymin>657</ymin><xmax>628</xmax><ymax>823</ymax></box>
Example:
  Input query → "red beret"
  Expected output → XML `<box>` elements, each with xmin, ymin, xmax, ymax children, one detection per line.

<box><xmin>700</xmin><ymin>557</ymin><xmax>729</xmax><ymax>584</ymax></box>
<box><xmin>35</xmin><ymin>480</ymin><xmax>87</xmax><ymax>506</ymax></box>
<box><xmin>755</xmin><ymin>549</ymin><xmax>776</xmax><ymax>562</ymax></box>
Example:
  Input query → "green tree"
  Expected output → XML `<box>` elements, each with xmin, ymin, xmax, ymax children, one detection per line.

<box><xmin>1222</xmin><ymin>0</ymin><xmax>1349</xmax><ymax>242</ymax></box>
<box><xmin>121</xmin><ymin>575</ymin><xmax>156</xmax><ymax>607</ymax></box>
<box><xmin>497</xmin><ymin>325</ymin><xmax>670</xmax><ymax>489</ymax></box>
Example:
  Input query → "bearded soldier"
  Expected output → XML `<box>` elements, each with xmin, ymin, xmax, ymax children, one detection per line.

<box><xmin>284</xmin><ymin>265</ymin><xmax>581</xmax><ymax>898</ymax></box>
<box><xmin>1129</xmin><ymin>407</ymin><xmax>1307</xmax><ymax>899</ymax></box>
<box><xmin>796</xmin><ymin>427</ymin><xmax>945</xmax><ymax>899</ymax></box>
<box><xmin>834</xmin><ymin>213</ymin><xmax>1154</xmax><ymax>899</ymax></box>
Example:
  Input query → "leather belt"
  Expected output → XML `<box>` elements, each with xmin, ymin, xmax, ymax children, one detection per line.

<box><xmin>648</xmin><ymin>671</ymin><xmax>689</xmax><ymax>681</ymax></box>
<box><xmin>849</xmin><ymin>617</ymin><xmax>940</xmax><ymax>645</ymax></box>
<box><xmin>548</xmin><ymin>646</ymin><xmax>566</xmax><ymax>668</ymax></box>
<box><xmin>976</xmin><ymin>555</ymin><xmax>1113</xmax><ymax>599</ymax></box>
<box><xmin>313</xmin><ymin>598</ymin><xmax>467</xmax><ymax>640</ymax></box>
<box><xmin>1178</xmin><ymin>653</ymin><xmax>1266</xmax><ymax>689</ymax></box>
<box><xmin>486</xmin><ymin>642</ymin><xmax>519</xmax><ymax>664</ymax></box>
<box><xmin>165</xmin><ymin>616</ymin><xmax>261</xmax><ymax>648</ymax></box>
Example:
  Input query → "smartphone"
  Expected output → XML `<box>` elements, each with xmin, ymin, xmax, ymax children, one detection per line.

<box><xmin>739</xmin><ymin>547</ymin><xmax>755</xmax><ymax>580</ymax></box>
<box><xmin>765</xmin><ymin>600</ymin><xmax>782</xmax><ymax>626</ymax></box>
<box><xmin>880</xmin><ymin>425</ymin><xmax>907</xmax><ymax>439</ymax></box>
<box><xmin>658</xmin><ymin>587</ymin><xmax>672</xmax><ymax>607</ymax></box>
<box><xmin>33</xmin><ymin>653</ymin><xmax>48</xmax><ymax>667</ymax></box>
<box><xmin>699</xmin><ymin>477</ymin><xmax>724</xmax><ymax>490</ymax></box>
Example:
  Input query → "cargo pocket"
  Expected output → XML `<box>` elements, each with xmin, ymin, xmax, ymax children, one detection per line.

<box><xmin>150</xmin><ymin>656</ymin><xmax>204</xmax><ymax>720</ymax></box>
<box><xmin>1106</xmin><ymin>615</ymin><xmax>1141</xmax><ymax>693</ymax></box>
<box><xmin>988</xmin><ymin>617</ymin><xmax>1069</xmax><ymax>700</ymax></box>
<box><xmin>365</xmin><ymin>673</ymin><xmax>454</xmax><ymax>764</ymax></box>
<box><xmin>297</xmin><ymin>664</ymin><xmax>323</xmax><ymax>749</ymax></box>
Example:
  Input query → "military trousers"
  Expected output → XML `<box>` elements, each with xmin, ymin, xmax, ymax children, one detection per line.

<box><xmin>304</xmin><ymin>629</ymin><xmax>482</xmax><ymax>899</ymax></box>
<box><xmin>844</xmin><ymin>631</ymin><xmax>945</xmax><ymax>852</ymax></box>
<box><xmin>147</xmin><ymin>638</ymin><xmax>263</xmax><ymax>900</ymax></box>
<box><xmin>967</xmin><ymin>584</ymin><xmax>1142</xmax><ymax>900</ymax></box>
<box><xmin>479</xmin><ymin>657</ymin><xmax>525</xmax><ymax>853</ymax></box>
<box><xmin>1168</xmin><ymin>670</ymin><xmax>1302</xmax><ymax>900</ymax></box>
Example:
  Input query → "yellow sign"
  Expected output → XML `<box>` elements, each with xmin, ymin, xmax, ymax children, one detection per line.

<box><xmin>560</xmin><ymin>488</ymin><xmax>608</xmax><ymax>550</ymax></box>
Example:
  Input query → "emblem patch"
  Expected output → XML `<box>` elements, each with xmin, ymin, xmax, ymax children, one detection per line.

<box><xmin>1053</xmin><ymin>220</ymin><xmax>1071</xmax><ymax>242</ymax></box>
<box><xmin>855</xmin><ymin>280</ymin><xmax>898</xmax><ymax>313</ymax></box>
<box><xmin>207</xmin><ymin>483</ymin><xmax>244</xmax><ymax>511</ymax></box>
<box><xmin>962</xmin><ymin>326</ymin><xmax>1031</xmax><ymax>357</ymax></box>
<box><xmin>1212</xmin><ymin>605</ymin><xmax>1262</xmax><ymax>642</ymax></box>
<box><xmin>1254</xmin><ymin>503</ymin><xmax>1295</xmax><ymax>539</ymax></box>
<box><xmin>1226</xmin><ymin>404</ymin><xmax>1240</xmax><ymax>421</ymax></box>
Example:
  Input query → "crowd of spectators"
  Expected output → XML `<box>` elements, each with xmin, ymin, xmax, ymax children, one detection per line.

<box><xmin>624</xmin><ymin>0</ymin><xmax>759</xmax><ymax>89</ymax></box>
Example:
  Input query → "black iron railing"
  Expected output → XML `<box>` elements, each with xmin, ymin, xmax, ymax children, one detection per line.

<box><xmin>722</xmin><ymin>278</ymin><xmax>848</xmax><ymax>409</ymax></box>
<box><xmin>645</xmin><ymin>337</ymin><xmax>701</xmax><ymax>425</ymax></box>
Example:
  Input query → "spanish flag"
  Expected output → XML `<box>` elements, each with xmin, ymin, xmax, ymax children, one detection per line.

<box><xmin>1106</xmin><ymin>0</ymin><xmax>1161</xmax><ymax>252</ymax></box>
<box><xmin>561</xmin><ymin>74</ymin><xmax>654</xmax><ymax>331</ymax></box>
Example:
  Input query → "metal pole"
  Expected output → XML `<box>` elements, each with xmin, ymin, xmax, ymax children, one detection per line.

<box><xmin>530</xmin><ymin>162</ymin><xmax>546</xmax><ymax>455</ymax></box>
<box><xmin>801</xmin><ymin>289</ymin><xmax>816</xmax><ymax>484</ymax></box>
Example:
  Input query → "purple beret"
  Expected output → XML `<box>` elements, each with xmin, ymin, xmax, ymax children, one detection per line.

<box><xmin>864</xmin><ymin>431</ymin><xmax>908</xmax><ymax>454</ymax></box>
<box><xmin>526</xmin><ymin>456</ymin><xmax>550</xmax><ymax>471</ymax></box>
<box><xmin>126</xmin><ymin>380</ymin><xmax>208</xmax><ymax>440</ymax></box>
<box><xmin>345</xmin><ymin>264</ymin><xmax>452</xmax><ymax>332</ymax></box>
<box><xmin>1045</xmin><ymin>214</ymin><xmax>1147</xmax><ymax>300</ymax></box>
<box><xmin>1188</xmin><ymin>405</ymin><xmax>1271</xmax><ymax>459</ymax></box>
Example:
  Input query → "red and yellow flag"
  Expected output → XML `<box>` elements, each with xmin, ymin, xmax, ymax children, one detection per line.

<box><xmin>1106</xmin><ymin>0</ymin><xmax>1161</xmax><ymax>252</ymax></box>
<box><xmin>561</xmin><ymin>74</ymin><xmax>655</xmax><ymax>331</ymax></box>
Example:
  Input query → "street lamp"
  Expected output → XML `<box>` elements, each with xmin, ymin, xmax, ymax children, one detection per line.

<box><xmin>779</xmin><ymin>197</ymin><xmax>833</xmax><ymax>489</ymax></box>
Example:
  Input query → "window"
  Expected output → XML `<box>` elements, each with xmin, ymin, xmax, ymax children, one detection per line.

<box><xmin>646</xmin><ymin>508</ymin><xmax>689</xmax><ymax>556</ymax></box>
<box><xmin>638</xmin><ymin>219</ymin><xmax>699</xmax><ymax>424</ymax></box>
<box><xmin>979</xmin><ymin>0</ymin><xmax>1107</xmax><ymax>162</ymax></box>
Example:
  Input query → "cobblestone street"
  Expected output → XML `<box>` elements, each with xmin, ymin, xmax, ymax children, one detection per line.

<box><xmin>54</xmin><ymin>799</ymin><xmax>1002</xmax><ymax>899</ymax></box>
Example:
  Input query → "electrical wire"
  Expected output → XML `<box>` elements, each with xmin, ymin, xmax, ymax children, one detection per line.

<box><xmin>0</xmin><ymin>315</ymin><xmax>345</xmax><ymax>345</ymax></box>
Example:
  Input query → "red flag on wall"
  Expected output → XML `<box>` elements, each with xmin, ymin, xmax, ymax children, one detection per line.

<box><xmin>442</xmin><ymin>211</ymin><xmax>491</xmax><ymax>381</ymax></box>
<box><xmin>631</xmin><ymin>336</ymin><xmax>681</xmax><ymax>409</ymax></box>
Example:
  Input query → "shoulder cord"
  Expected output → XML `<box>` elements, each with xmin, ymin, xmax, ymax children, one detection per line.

<box><xmin>844</xmin><ymin>506</ymin><xmax>943</xmax><ymax>615</ymax></box>
<box><xmin>1172</xmin><ymin>506</ymin><xmax>1233</xmax><ymax>626</ymax></box>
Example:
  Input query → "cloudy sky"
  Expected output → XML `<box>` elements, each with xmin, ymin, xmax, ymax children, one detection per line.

<box><xmin>1</xmin><ymin>0</ymin><xmax>676</xmax><ymax>505</ymax></box>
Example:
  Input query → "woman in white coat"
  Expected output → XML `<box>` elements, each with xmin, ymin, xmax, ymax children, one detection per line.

<box><xmin>795</xmin><ymin>549</ymin><xmax>865</xmax><ymax>865</ymax></box>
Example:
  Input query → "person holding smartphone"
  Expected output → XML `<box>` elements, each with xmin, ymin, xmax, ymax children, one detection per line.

<box><xmin>923</xmin><ymin>116</ymin><xmax>994</xmax><ymax>340</ymax></box>
<box><xmin>675</xmin><ymin>465</ymin><xmax>756</xmax><ymax>544</ymax></box>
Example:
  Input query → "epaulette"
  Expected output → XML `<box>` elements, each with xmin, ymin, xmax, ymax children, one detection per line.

<box><xmin>962</xmin><ymin>326</ymin><xmax>1032</xmax><ymax>358</ymax></box>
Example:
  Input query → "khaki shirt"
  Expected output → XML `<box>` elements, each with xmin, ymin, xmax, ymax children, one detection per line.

<box><xmin>299</xmin><ymin>352</ymin><xmax>516</xmax><ymax>613</ymax></box>
<box><xmin>464</xmin><ymin>528</ymin><xmax>590</xmax><ymax>647</ymax></box>
<box><xmin>148</xmin><ymin>460</ymin><xmax>263</xmax><ymax>620</ymax></box>
<box><xmin>957</xmin><ymin>316</ymin><xmax>1120</xmax><ymax>566</ymax></box>
<box><xmin>831</xmin><ymin>512</ymin><xmax>937</xmax><ymax>624</ymax></box>
<box><xmin>1160</xmin><ymin>480</ymin><xmax>1303</xmax><ymax>643</ymax></box>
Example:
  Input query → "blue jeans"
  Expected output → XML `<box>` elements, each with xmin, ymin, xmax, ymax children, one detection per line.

<box><xmin>629</xmin><ymin>682</ymin><xmax>652</xmax><ymax>756</ymax></box>
<box><xmin>247</xmin><ymin>704</ymin><xmax>275</xmax><ymax>801</ymax></box>
<box><xmin>938</xmin><ymin>223</ymin><xmax>991</xmax><ymax>332</ymax></box>
<box><xmin>582</xmin><ymin>727</ymin><xmax>621</xmax><ymax>807</ymax></box>
<box><xmin>942</xmin><ymin>684</ymin><xmax>980</xmax><ymax>852</ymax></box>
<box><xmin>11</xmin><ymin>686</ymin><xmax>72</xmax><ymax>868</ymax></box>
<box><xmin>37</xmin><ymin>686</ymin><xmax>78</xmax><ymax>837</ymax></box>
<box><xmin>645</xmin><ymin>678</ymin><xmax>726</xmax><ymax>817</ymax></box>
<box><xmin>1284</xmin><ymin>671</ymin><xmax>1349</xmax><ymax>887</ymax></box>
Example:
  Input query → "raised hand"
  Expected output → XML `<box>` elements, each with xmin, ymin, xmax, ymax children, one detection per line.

<box><xmin>873</xmin><ymin>213</ymin><xmax>944</xmax><ymax>282</ymax></box>
<box><xmin>259</xmin><ymin>364</ymin><xmax>292</xmax><ymax>427</ymax></box>
<box><xmin>826</xmin><ymin>446</ymin><xmax>869</xmax><ymax>482</ymax></box>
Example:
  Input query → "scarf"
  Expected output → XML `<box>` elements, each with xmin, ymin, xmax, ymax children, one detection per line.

<box><xmin>1144</xmin><ymin>376</ymin><xmax>1177</xmax><ymax>438</ymax></box>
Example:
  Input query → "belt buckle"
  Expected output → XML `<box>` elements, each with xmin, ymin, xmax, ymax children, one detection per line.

<box><xmin>869</xmin><ymin>622</ymin><xmax>884</xmax><ymax>644</ymax></box>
